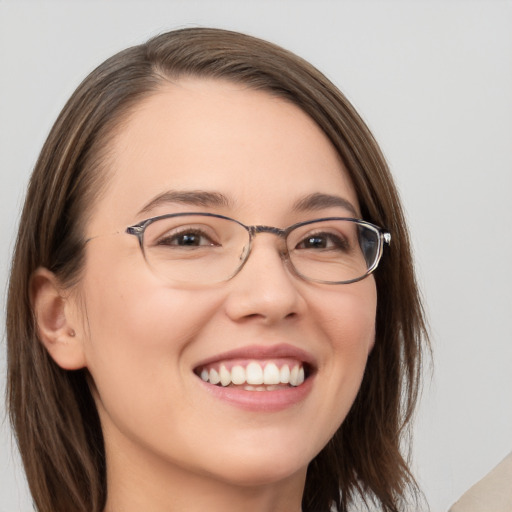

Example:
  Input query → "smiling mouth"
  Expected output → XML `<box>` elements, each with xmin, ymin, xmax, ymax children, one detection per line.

<box><xmin>194</xmin><ymin>359</ymin><xmax>312</xmax><ymax>390</ymax></box>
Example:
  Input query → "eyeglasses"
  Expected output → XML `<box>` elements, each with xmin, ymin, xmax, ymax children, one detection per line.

<box><xmin>125</xmin><ymin>212</ymin><xmax>390</xmax><ymax>285</ymax></box>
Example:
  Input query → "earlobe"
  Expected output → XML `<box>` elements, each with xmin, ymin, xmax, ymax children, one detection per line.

<box><xmin>30</xmin><ymin>267</ymin><xmax>86</xmax><ymax>370</ymax></box>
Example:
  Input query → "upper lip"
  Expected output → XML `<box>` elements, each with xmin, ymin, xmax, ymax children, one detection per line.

<box><xmin>193</xmin><ymin>343</ymin><xmax>317</xmax><ymax>370</ymax></box>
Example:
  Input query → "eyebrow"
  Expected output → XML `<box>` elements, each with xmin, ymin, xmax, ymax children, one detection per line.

<box><xmin>292</xmin><ymin>193</ymin><xmax>359</xmax><ymax>217</ymax></box>
<box><xmin>138</xmin><ymin>190</ymin><xmax>358</xmax><ymax>218</ymax></box>
<box><xmin>137</xmin><ymin>190</ymin><xmax>233</xmax><ymax>215</ymax></box>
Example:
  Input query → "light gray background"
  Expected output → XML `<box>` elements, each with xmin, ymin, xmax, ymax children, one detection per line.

<box><xmin>1</xmin><ymin>1</ymin><xmax>511</xmax><ymax>511</ymax></box>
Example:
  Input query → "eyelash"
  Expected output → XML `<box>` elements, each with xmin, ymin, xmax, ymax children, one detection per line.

<box><xmin>156</xmin><ymin>228</ymin><xmax>219</xmax><ymax>247</ymax></box>
<box><xmin>295</xmin><ymin>232</ymin><xmax>350</xmax><ymax>251</ymax></box>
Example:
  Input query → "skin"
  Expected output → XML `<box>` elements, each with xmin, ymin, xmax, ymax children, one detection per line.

<box><xmin>34</xmin><ymin>79</ymin><xmax>377</xmax><ymax>512</ymax></box>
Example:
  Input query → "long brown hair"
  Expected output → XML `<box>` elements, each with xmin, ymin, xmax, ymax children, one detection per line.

<box><xmin>6</xmin><ymin>27</ymin><xmax>428</xmax><ymax>512</ymax></box>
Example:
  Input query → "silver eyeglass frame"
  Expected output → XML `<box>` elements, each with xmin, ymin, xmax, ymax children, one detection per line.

<box><xmin>126</xmin><ymin>212</ymin><xmax>391</xmax><ymax>285</ymax></box>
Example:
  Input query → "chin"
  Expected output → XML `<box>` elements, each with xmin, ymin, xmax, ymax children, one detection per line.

<box><xmin>192</xmin><ymin>432</ymin><xmax>317</xmax><ymax>488</ymax></box>
<box><xmin>207</xmin><ymin>456</ymin><xmax>309</xmax><ymax>488</ymax></box>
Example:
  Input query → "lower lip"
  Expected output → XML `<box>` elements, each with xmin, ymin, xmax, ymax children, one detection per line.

<box><xmin>198</xmin><ymin>376</ymin><xmax>314</xmax><ymax>412</ymax></box>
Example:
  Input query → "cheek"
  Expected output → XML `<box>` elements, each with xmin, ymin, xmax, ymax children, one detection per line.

<box><xmin>316</xmin><ymin>279</ymin><xmax>377</xmax><ymax>401</ymax></box>
<box><xmin>292</xmin><ymin>279</ymin><xmax>377</xmax><ymax>450</ymax></box>
<box><xmin>315</xmin><ymin>278</ymin><xmax>377</xmax><ymax>355</ymax></box>
<box><xmin>77</xmin><ymin>253</ymin><xmax>222</xmax><ymax>401</ymax></box>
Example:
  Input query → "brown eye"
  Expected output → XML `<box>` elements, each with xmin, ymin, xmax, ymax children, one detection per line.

<box><xmin>157</xmin><ymin>229</ymin><xmax>218</xmax><ymax>248</ymax></box>
<box><xmin>296</xmin><ymin>232</ymin><xmax>349</xmax><ymax>251</ymax></box>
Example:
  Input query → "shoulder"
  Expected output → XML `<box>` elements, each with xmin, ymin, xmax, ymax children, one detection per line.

<box><xmin>449</xmin><ymin>452</ymin><xmax>512</xmax><ymax>512</ymax></box>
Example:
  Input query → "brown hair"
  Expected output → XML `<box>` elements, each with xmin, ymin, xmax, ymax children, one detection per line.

<box><xmin>6</xmin><ymin>27</ymin><xmax>428</xmax><ymax>512</ymax></box>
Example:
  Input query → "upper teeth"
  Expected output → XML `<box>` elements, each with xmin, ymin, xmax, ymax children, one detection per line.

<box><xmin>199</xmin><ymin>361</ymin><xmax>305</xmax><ymax>387</ymax></box>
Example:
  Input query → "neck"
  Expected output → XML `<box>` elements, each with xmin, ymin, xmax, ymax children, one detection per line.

<box><xmin>102</xmin><ymin>430</ymin><xmax>306</xmax><ymax>512</ymax></box>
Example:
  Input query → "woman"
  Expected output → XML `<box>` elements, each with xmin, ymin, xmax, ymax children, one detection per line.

<box><xmin>6</xmin><ymin>28</ymin><xmax>427</xmax><ymax>512</ymax></box>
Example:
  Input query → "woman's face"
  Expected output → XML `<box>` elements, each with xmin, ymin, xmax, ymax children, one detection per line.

<box><xmin>74</xmin><ymin>79</ymin><xmax>377</xmax><ymax>489</ymax></box>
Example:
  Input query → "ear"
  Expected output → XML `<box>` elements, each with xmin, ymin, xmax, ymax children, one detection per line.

<box><xmin>30</xmin><ymin>267</ymin><xmax>86</xmax><ymax>370</ymax></box>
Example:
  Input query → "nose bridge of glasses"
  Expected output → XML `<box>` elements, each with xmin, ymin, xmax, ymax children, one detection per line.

<box><xmin>249</xmin><ymin>225</ymin><xmax>287</xmax><ymax>237</ymax></box>
<box><xmin>235</xmin><ymin>225</ymin><xmax>290</xmax><ymax>276</ymax></box>
<box><xmin>233</xmin><ymin>225</ymin><xmax>292</xmax><ymax>284</ymax></box>
<box><xmin>248</xmin><ymin>225</ymin><xmax>289</xmax><ymax>254</ymax></box>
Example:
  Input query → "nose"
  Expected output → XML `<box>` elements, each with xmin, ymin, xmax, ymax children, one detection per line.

<box><xmin>223</xmin><ymin>235</ymin><xmax>307</xmax><ymax>324</ymax></box>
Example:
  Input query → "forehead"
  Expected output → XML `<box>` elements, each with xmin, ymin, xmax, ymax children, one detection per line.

<box><xmin>88</xmin><ymin>78</ymin><xmax>359</xmax><ymax>233</ymax></box>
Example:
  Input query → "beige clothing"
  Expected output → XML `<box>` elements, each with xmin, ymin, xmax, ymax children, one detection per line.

<box><xmin>449</xmin><ymin>452</ymin><xmax>512</xmax><ymax>512</ymax></box>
